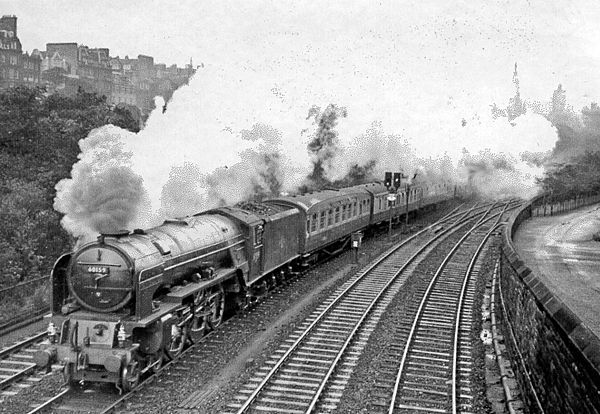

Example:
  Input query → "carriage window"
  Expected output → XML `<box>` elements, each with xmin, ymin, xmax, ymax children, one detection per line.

<box><xmin>306</xmin><ymin>218</ymin><xmax>310</xmax><ymax>233</ymax></box>
<box><xmin>378</xmin><ymin>198</ymin><xmax>382</xmax><ymax>210</ymax></box>
<box><xmin>328</xmin><ymin>209</ymin><xmax>333</xmax><ymax>226</ymax></box>
<box><xmin>353</xmin><ymin>202</ymin><xmax>357</xmax><ymax>216</ymax></box>
<box><xmin>342</xmin><ymin>205</ymin><xmax>347</xmax><ymax>221</ymax></box>
<box><xmin>335</xmin><ymin>207</ymin><xmax>340</xmax><ymax>223</ymax></box>
<box><xmin>320</xmin><ymin>211</ymin><xmax>326</xmax><ymax>229</ymax></box>
<box><xmin>359</xmin><ymin>201</ymin><xmax>363</xmax><ymax>215</ymax></box>
<box><xmin>311</xmin><ymin>213</ymin><xmax>318</xmax><ymax>232</ymax></box>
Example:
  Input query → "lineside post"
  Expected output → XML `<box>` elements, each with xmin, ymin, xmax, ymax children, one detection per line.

<box><xmin>387</xmin><ymin>194</ymin><xmax>396</xmax><ymax>236</ymax></box>
<box><xmin>351</xmin><ymin>231</ymin><xmax>363</xmax><ymax>264</ymax></box>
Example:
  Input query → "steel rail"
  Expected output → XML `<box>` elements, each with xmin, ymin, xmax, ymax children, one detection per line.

<box><xmin>303</xmin><ymin>209</ymin><xmax>487</xmax><ymax>413</ymax></box>
<box><xmin>450</xmin><ymin>205</ymin><xmax>508</xmax><ymax>413</ymax></box>
<box><xmin>387</xmin><ymin>203</ymin><xmax>508</xmax><ymax>414</ymax></box>
<box><xmin>235</xmin><ymin>204</ymin><xmax>495</xmax><ymax>414</ymax></box>
<box><xmin>26</xmin><ymin>202</ymin><xmax>492</xmax><ymax>414</ymax></box>
<box><xmin>0</xmin><ymin>331</ymin><xmax>46</xmax><ymax>359</ymax></box>
<box><xmin>25</xmin><ymin>387</ymin><xmax>70</xmax><ymax>414</ymax></box>
<box><xmin>304</xmin><ymin>203</ymin><xmax>510</xmax><ymax>413</ymax></box>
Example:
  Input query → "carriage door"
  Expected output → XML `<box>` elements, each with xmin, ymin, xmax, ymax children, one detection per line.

<box><xmin>249</xmin><ymin>223</ymin><xmax>265</xmax><ymax>283</ymax></box>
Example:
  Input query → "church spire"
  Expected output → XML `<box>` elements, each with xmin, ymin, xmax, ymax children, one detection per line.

<box><xmin>512</xmin><ymin>62</ymin><xmax>520</xmax><ymax>95</ymax></box>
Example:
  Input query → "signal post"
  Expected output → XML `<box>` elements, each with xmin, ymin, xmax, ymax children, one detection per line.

<box><xmin>384</xmin><ymin>171</ymin><xmax>405</xmax><ymax>237</ymax></box>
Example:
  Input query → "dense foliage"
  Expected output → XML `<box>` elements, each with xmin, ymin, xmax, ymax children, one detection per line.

<box><xmin>0</xmin><ymin>86</ymin><xmax>139</xmax><ymax>289</ymax></box>
<box><xmin>538</xmin><ymin>151</ymin><xmax>600</xmax><ymax>200</ymax></box>
<box><xmin>535</xmin><ymin>85</ymin><xmax>600</xmax><ymax>199</ymax></box>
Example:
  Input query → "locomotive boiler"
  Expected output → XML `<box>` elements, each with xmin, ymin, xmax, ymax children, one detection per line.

<box><xmin>35</xmin><ymin>180</ymin><xmax>460</xmax><ymax>391</ymax></box>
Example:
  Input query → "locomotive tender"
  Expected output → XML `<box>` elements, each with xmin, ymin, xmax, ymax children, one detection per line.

<box><xmin>35</xmin><ymin>181</ymin><xmax>458</xmax><ymax>391</ymax></box>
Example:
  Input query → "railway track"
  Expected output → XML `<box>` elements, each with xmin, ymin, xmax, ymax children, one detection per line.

<box><xmin>380</xmin><ymin>203</ymin><xmax>509</xmax><ymax>414</ymax></box>
<box><xmin>219</xmin><ymin>202</ymin><xmax>512</xmax><ymax>414</ymax></box>
<box><xmin>17</xmin><ymin>202</ymin><xmax>502</xmax><ymax>414</ymax></box>
<box><xmin>0</xmin><ymin>330</ymin><xmax>48</xmax><ymax>400</ymax></box>
<box><xmin>23</xmin><ymin>259</ymin><xmax>332</xmax><ymax>414</ymax></box>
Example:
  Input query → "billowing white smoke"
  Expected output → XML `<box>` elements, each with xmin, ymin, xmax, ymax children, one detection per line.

<box><xmin>325</xmin><ymin>109</ymin><xmax>557</xmax><ymax>199</ymax></box>
<box><xmin>55</xmin><ymin>62</ymin><xmax>558</xmax><ymax>238</ymax></box>
<box><xmin>456</xmin><ymin>112</ymin><xmax>557</xmax><ymax>199</ymax></box>
<box><xmin>54</xmin><ymin>126</ymin><xmax>153</xmax><ymax>239</ymax></box>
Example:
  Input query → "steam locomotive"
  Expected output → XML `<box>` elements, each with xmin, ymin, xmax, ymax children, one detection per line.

<box><xmin>35</xmin><ymin>181</ymin><xmax>459</xmax><ymax>391</ymax></box>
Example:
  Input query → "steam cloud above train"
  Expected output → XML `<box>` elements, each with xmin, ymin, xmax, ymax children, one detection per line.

<box><xmin>54</xmin><ymin>65</ymin><xmax>559</xmax><ymax>239</ymax></box>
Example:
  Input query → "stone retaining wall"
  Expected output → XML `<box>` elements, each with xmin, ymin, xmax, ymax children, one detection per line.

<box><xmin>500</xmin><ymin>200</ymin><xmax>600</xmax><ymax>413</ymax></box>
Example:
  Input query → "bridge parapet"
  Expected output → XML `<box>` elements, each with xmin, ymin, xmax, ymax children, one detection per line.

<box><xmin>500</xmin><ymin>194</ymin><xmax>600</xmax><ymax>414</ymax></box>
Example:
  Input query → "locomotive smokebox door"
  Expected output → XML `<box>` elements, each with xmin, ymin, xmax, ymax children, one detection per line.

<box><xmin>351</xmin><ymin>231</ymin><xmax>363</xmax><ymax>248</ymax></box>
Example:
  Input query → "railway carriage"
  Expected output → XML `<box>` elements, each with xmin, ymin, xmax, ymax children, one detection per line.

<box><xmin>265</xmin><ymin>186</ymin><xmax>372</xmax><ymax>260</ymax></box>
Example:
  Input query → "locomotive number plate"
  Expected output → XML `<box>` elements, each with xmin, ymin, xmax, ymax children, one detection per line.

<box><xmin>87</xmin><ymin>266</ymin><xmax>109</xmax><ymax>274</ymax></box>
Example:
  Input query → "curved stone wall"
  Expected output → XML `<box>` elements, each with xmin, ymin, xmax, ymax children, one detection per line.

<box><xmin>500</xmin><ymin>199</ymin><xmax>600</xmax><ymax>413</ymax></box>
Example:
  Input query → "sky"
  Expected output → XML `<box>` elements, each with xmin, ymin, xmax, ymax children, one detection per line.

<box><xmin>2</xmin><ymin>0</ymin><xmax>600</xmax><ymax>110</ymax></box>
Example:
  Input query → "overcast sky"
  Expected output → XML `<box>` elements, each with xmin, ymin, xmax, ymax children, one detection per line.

<box><xmin>2</xmin><ymin>0</ymin><xmax>600</xmax><ymax>111</ymax></box>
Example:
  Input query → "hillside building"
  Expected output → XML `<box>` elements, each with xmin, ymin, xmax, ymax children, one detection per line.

<box><xmin>0</xmin><ymin>15</ymin><xmax>40</xmax><ymax>89</ymax></box>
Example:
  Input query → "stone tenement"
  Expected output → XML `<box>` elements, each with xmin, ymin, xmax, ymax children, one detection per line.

<box><xmin>500</xmin><ymin>201</ymin><xmax>600</xmax><ymax>414</ymax></box>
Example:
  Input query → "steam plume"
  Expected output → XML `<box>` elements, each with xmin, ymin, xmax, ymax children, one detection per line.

<box><xmin>54</xmin><ymin>126</ymin><xmax>152</xmax><ymax>238</ymax></box>
<box><xmin>55</xmin><ymin>60</ymin><xmax>559</xmax><ymax>239</ymax></box>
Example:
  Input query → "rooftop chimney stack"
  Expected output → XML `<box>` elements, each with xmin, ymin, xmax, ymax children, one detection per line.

<box><xmin>0</xmin><ymin>15</ymin><xmax>17</xmax><ymax>37</ymax></box>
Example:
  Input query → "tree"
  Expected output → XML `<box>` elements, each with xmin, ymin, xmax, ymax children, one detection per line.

<box><xmin>0</xmin><ymin>86</ymin><xmax>140</xmax><ymax>285</ymax></box>
<box><xmin>582</xmin><ymin>102</ymin><xmax>600</xmax><ymax>133</ymax></box>
<box><xmin>538</xmin><ymin>151</ymin><xmax>600</xmax><ymax>198</ymax></box>
<box><xmin>305</xmin><ymin>104</ymin><xmax>348</xmax><ymax>188</ymax></box>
